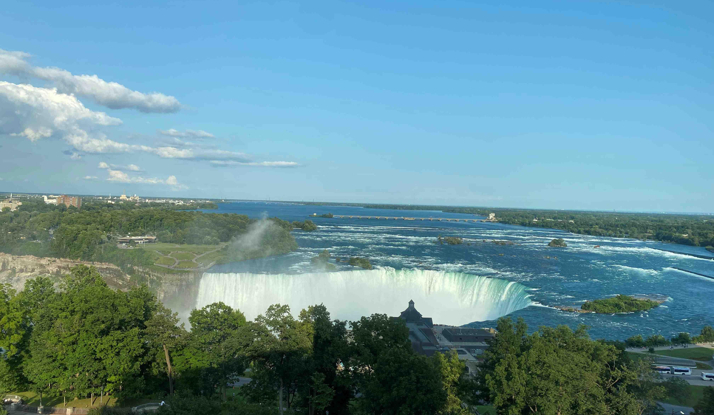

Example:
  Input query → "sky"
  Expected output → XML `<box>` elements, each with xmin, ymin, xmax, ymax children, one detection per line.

<box><xmin>0</xmin><ymin>0</ymin><xmax>712</xmax><ymax>212</ymax></box>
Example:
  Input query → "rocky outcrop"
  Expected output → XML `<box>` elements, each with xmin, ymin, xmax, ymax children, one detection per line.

<box><xmin>0</xmin><ymin>252</ymin><xmax>132</xmax><ymax>292</ymax></box>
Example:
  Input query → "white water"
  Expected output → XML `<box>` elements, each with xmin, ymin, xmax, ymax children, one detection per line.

<box><xmin>195</xmin><ymin>268</ymin><xmax>532</xmax><ymax>326</ymax></box>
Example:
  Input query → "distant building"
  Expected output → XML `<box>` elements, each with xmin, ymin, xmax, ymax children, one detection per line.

<box><xmin>117</xmin><ymin>236</ymin><xmax>157</xmax><ymax>244</ymax></box>
<box><xmin>0</xmin><ymin>194</ymin><xmax>22</xmax><ymax>212</ymax></box>
<box><xmin>120</xmin><ymin>193</ymin><xmax>129</xmax><ymax>201</ymax></box>
<box><xmin>43</xmin><ymin>195</ymin><xmax>58</xmax><ymax>205</ymax></box>
<box><xmin>57</xmin><ymin>195</ymin><xmax>82</xmax><ymax>209</ymax></box>
<box><xmin>395</xmin><ymin>300</ymin><xmax>496</xmax><ymax>374</ymax></box>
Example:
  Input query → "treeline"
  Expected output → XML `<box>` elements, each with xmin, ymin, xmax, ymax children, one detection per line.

<box><xmin>0</xmin><ymin>200</ymin><xmax>297</xmax><ymax>271</ymax></box>
<box><xmin>351</xmin><ymin>203</ymin><xmax>714</xmax><ymax>248</ymax></box>
<box><xmin>4</xmin><ymin>267</ymin><xmax>712</xmax><ymax>414</ymax></box>
<box><xmin>624</xmin><ymin>327</ymin><xmax>714</xmax><ymax>348</ymax></box>
<box><xmin>1</xmin><ymin>266</ymin><xmax>470</xmax><ymax>415</ymax></box>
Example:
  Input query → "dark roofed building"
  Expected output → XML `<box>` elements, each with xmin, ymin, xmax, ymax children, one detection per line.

<box><xmin>442</xmin><ymin>327</ymin><xmax>496</xmax><ymax>344</ymax></box>
<box><xmin>398</xmin><ymin>300</ymin><xmax>442</xmax><ymax>356</ymax></box>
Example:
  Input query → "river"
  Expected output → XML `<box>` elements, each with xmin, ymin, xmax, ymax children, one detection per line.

<box><xmin>192</xmin><ymin>201</ymin><xmax>714</xmax><ymax>340</ymax></box>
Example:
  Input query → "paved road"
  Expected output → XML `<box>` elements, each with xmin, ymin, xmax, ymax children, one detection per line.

<box><xmin>659</xmin><ymin>402</ymin><xmax>694</xmax><ymax>414</ymax></box>
<box><xmin>661</xmin><ymin>370</ymin><xmax>714</xmax><ymax>386</ymax></box>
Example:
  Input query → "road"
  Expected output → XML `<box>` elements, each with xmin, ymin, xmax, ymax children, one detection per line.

<box><xmin>661</xmin><ymin>370</ymin><xmax>714</xmax><ymax>386</ymax></box>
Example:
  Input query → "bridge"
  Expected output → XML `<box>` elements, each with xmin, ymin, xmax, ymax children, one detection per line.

<box><xmin>329</xmin><ymin>215</ymin><xmax>488</xmax><ymax>223</ymax></box>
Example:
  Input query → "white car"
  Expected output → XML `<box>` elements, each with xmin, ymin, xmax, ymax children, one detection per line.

<box><xmin>702</xmin><ymin>373</ymin><xmax>714</xmax><ymax>381</ymax></box>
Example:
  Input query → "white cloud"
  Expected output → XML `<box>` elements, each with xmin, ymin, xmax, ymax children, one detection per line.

<box><xmin>105</xmin><ymin>168</ymin><xmax>186</xmax><ymax>190</ymax></box>
<box><xmin>210</xmin><ymin>160</ymin><xmax>300</xmax><ymax>167</ymax></box>
<box><xmin>0</xmin><ymin>48</ymin><xmax>180</xmax><ymax>113</ymax></box>
<box><xmin>84</xmin><ymin>175</ymin><xmax>98</xmax><ymax>180</ymax></box>
<box><xmin>98</xmin><ymin>161</ymin><xmax>142</xmax><ymax>171</ymax></box>
<box><xmin>159</xmin><ymin>128</ymin><xmax>214</xmax><ymax>138</ymax></box>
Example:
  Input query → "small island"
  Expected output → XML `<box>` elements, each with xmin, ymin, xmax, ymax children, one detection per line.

<box><xmin>311</xmin><ymin>249</ymin><xmax>337</xmax><ymax>270</ymax></box>
<box><xmin>437</xmin><ymin>236</ymin><xmax>463</xmax><ymax>245</ymax></box>
<box><xmin>348</xmin><ymin>257</ymin><xmax>373</xmax><ymax>269</ymax></box>
<box><xmin>548</xmin><ymin>238</ymin><xmax>567</xmax><ymax>248</ymax></box>
<box><xmin>292</xmin><ymin>219</ymin><xmax>318</xmax><ymax>231</ymax></box>
<box><xmin>581</xmin><ymin>295</ymin><xmax>661</xmax><ymax>314</ymax></box>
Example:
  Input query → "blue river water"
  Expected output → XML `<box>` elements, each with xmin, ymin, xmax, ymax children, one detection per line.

<box><xmin>196</xmin><ymin>201</ymin><xmax>714</xmax><ymax>340</ymax></box>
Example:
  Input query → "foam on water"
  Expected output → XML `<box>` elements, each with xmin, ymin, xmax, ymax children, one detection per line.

<box><xmin>195</xmin><ymin>267</ymin><xmax>532</xmax><ymax>325</ymax></box>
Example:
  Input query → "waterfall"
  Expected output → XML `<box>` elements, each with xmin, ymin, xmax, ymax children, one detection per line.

<box><xmin>194</xmin><ymin>268</ymin><xmax>532</xmax><ymax>326</ymax></box>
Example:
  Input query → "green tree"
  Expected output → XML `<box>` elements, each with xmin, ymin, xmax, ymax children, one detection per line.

<box><xmin>245</xmin><ymin>304</ymin><xmax>313</xmax><ymax>413</ymax></box>
<box><xmin>144</xmin><ymin>303</ymin><xmax>187</xmax><ymax>395</ymax></box>
<box><xmin>694</xmin><ymin>326</ymin><xmax>714</xmax><ymax>343</ymax></box>
<box><xmin>693</xmin><ymin>387</ymin><xmax>714</xmax><ymax>415</ymax></box>
<box><xmin>479</xmin><ymin>318</ymin><xmax>646</xmax><ymax>414</ymax></box>
<box><xmin>175</xmin><ymin>302</ymin><xmax>247</xmax><ymax>399</ymax></box>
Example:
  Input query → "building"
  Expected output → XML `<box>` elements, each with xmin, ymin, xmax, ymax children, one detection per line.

<box><xmin>395</xmin><ymin>300</ymin><xmax>497</xmax><ymax>374</ymax></box>
<box><xmin>57</xmin><ymin>195</ymin><xmax>82</xmax><ymax>209</ymax></box>
<box><xmin>0</xmin><ymin>194</ymin><xmax>22</xmax><ymax>212</ymax></box>
<box><xmin>117</xmin><ymin>236</ymin><xmax>157</xmax><ymax>245</ymax></box>
<box><xmin>43</xmin><ymin>195</ymin><xmax>58</xmax><ymax>205</ymax></box>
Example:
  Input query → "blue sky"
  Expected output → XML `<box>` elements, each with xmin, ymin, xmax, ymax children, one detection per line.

<box><xmin>0</xmin><ymin>0</ymin><xmax>712</xmax><ymax>212</ymax></box>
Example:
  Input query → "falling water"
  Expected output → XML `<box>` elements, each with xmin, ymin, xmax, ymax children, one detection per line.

<box><xmin>195</xmin><ymin>267</ymin><xmax>532</xmax><ymax>325</ymax></box>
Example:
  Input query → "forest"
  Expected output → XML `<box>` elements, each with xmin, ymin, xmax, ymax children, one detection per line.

<box><xmin>2</xmin><ymin>266</ymin><xmax>713</xmax><ymax>415</ymax></box>
<box><xmin>0</xmin><ymin>199</ymin><xmax>298</xmax><ymax>273</ymax></box>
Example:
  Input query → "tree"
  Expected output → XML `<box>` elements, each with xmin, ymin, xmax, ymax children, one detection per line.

<box><xmin>433</xmin><ymin>351</ymin><xmax>472</xmax><ymax>415</ymax></box>
<box><xmin>626</xmin><ymin>335</ymin><xmax>646</xmax><ymax>348</ymax></box>
<box><xmin>297</xmin><ymin>305</ymin><xmax>351</xmax><ymax>415</ymax></box>
<box><xmin>693</xmin><ymin>387</ymin><xmax>714</xmax><ymax>415</ymax></box>
<box><xmin>478</xmin><ymin>318</ymin><xmax>646</xmax><ymax>414</ymax></box>
<box><xmin>175</xmin><ymin>302</ymin><xmax>247</xmax><ymax>399</ymax></box>
<box><xmin>694</xmin><ymin>326</ymin><xmax>714</xmax><ymax>343</ymax></box>
<box><xmin>144</xmin><ymin>303</ymin><xmax>187</xmax><ymax>395</ymax></box>
<box><xmin>244</xmin><ymin>304</ymin><xmax>313</xmax><ymax>413</ymax></box>
<box><xmin>671</xmin><ymin>332</ymin><xmax>692</xmax><ymax>345</ymax></box>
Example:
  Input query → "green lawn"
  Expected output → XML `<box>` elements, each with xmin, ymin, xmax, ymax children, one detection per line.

<box><xmin>661</xmin><ymin>385</ymin><xmax>709</xmax><ymax>408</ymax></box>
<box><xmin>654</xmin><ymin>347</ymin><xmax>714</xmax><ymax>362</ymax></box>
<box><xmin>476</xmin><ymin>404</ymin><xmax>496</xmax><ymax>414</ymax></box>
<box><xmin>697</xmin><ymin>362</ymin><xmax>714</xmax><ymax>370</ymax></box>
<box><xmin>138</xmin><ymin>243</ymin><xmax>225</xmax><ymax>271</ymax></box>
<box><xmin>154</xmin><ymin>255</ymin><xmax>176</xmax><ymax>266</ymax></box>
<box><xmin>7</xmin><ymin>391</ymin><xmax>159</xmax><ymax>409</ymax></box>
<box><xmin>171</xmin><ymin>252</ymin><xmax>197</xmax><ymax>261</ymax></box>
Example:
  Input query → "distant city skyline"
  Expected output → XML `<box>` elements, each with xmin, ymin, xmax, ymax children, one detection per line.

<box><xmin>1</xmin><ymin>0</ymin><xmax>713</xmax><ymax>213</ymax></box>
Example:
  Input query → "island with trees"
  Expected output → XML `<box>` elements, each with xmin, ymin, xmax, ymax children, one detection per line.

<box><xmin>548</xmin><ymin>238</ymin><xmax>567</xmax><ymax>247</ymax></box>
<box><xmin>581</xmin><ymin>295</ymin><xmax>661</xmax><ymax>314</ymax></box>
<box><xmin>347</xmin><ymin>257</ymin><xmax>373</xmax><ymax>269</ymax></box>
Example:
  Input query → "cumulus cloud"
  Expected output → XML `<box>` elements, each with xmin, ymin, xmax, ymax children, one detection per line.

<box><xmin>98</xmin><ymin>161</ymin><xmax>142</xmax><ymax>171</ymax></box>
<box><xmin>0</xmin><ymin>79</ymin><xmax>297</xmax><ymax>168</ymax></box>
<box><xmin>103</xmin><ymin>166</ymin><xmax>187</xmax><ymax>190</ymax></box>
<box><xmin>0</xmin><ymin>48</ymin><xmax>180</xmax><ymax>113</ymax></box>
<box><xmin>159</xmin><ymin>128</ymin><xmax>214</xmax><ymax>138</ymax></box>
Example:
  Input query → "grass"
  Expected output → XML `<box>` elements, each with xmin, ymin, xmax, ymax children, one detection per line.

<box><xmin>154</xmin><ymin>256</ymin><xmax>176</xmax><ymax>266</ymax></box>
<box><xmin>175</xmin><ymin>260</ymin><xmax>197</xmax><ymax>269</ymax></box>
<box><xmin>475</xmin><ymin>405</ymin><xmax>496</xmax><ymax>414</ymax></box>
<box><xmin>7</xmin><ymin>391</ymin><xmax>160</xmax><ymax>409</ymax></box>
<box><xmin>697</xmin><ymin>362</ymin><xmax>714</xmax><ymax>370</ymax></box>
<box><xmin>654</xmin><ymin>347</ymin><xmax>714</xmax><ymax>362</ymax></box>
<box><xmin>138</xmin><ymin>243</ymin><xmax>225</xmax><ymax>271</ymax></box>
<box><xmin>171</xmin><ymin>252</ymin><xmax>196</xmax><ymax>261</ymax></box>
<box><xmin>661</xmin><ymin>385</ymin><xmax>709</xmax><ymax>408</ymax></box>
